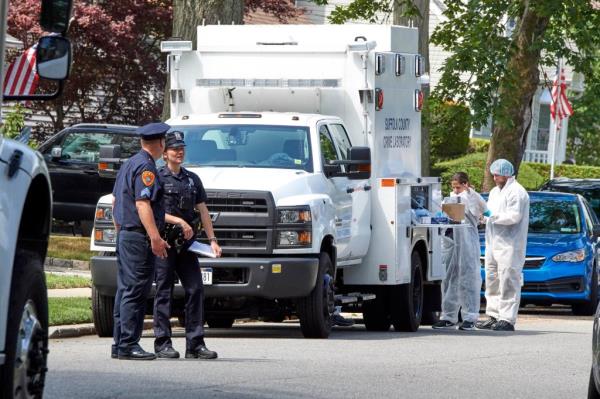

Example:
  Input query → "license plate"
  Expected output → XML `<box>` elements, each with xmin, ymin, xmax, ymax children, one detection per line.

<box><xmin>201</xmin><ymin>267</ymin><xmax>213</xmax><ymax>285</ymax></box>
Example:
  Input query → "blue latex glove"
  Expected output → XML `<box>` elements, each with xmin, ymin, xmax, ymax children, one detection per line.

<box><xmin>483</xmin><ymin>210</ymin><xmax>492</xmax><ymax>217</ymax></box>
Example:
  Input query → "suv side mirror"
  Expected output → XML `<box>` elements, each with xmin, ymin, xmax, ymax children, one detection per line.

<box><xmin>593</xmin><ymin>225</ymin><xmax>600</xmax><ymax>238</ymax></box>
<box><xmin>346</xmin><ymin>146</ymin><xmax>371</xmax><ymax>180</ymax></box>
<box><xmin>36</xmin><ymin>36</ymin><xmax>72</xmax><ymax>80</ymax></box>
<box><xmin>50</xmin><ymin>146</ymin><xmax>62</xmax><ymax>160</ymax></box>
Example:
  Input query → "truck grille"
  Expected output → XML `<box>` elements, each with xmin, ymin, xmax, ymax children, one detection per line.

<box><xmin>202</xmin><ymin>190</ymin><xmax>275</xmax><ymax>255</ymax></box>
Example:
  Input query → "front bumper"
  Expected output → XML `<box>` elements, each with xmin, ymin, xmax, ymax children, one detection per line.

<box><xmin>91</xmin><ymin>255</ymin><xmax>319</xmax><ymax>299</ymax></box>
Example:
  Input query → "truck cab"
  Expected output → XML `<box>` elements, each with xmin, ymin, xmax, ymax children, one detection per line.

<box><xmin>91</xmin><ymin>24</ymin><xmax>446</xmax><ymax>338</ymax></box>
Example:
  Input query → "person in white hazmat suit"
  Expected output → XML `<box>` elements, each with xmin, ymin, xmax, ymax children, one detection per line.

<box><xmin>432</xmin><ymin>172</ymin><xmax>487</xmax><ymax>331</ymax></box>
<box><xmin>476</xmin><ymin>159</ymin><xmax>529</xmax><ymax>331</ymax></box>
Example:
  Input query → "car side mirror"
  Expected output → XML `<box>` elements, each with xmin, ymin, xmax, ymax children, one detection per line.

<box><xmin>593</xmin><ymin>225</ymin><xmax>600</xmax><ymax>238</ymax></box>
<box><xmin>50</xmin><ymin>146</ymin><xmax>62</xmax><ymax>160</ymax></box>
<box><xmin>323</xmin><ymin>162</ymin><xmax>341</xmax><ymax>178</ymax></box>
<box><xmin>36</xmin><ymin>36</ymin><xmax>72</xmax><ymax>80</ymax></box>
<box><xmin>346</xmin><ymin>146</ymin><xmax>371</xmax><ymax>180</ymax></box>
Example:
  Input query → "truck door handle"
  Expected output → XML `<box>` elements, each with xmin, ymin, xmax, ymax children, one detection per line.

<box><xmin>364</xmin><ymin>185</ymin><xmax>372</xmax><ymax>191</ymax></box>
<box><xmin>346</xmin><ymin>187</ymin><xmax>354</xmax><ymax>194</ymax></box>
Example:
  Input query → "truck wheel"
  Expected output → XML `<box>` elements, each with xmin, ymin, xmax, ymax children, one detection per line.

<box><xmin>297</xmin><ymin>252</ymin><xmax>334</xmax><ymax>338</ymax></box>
<box><xmin>573</xmin><ymin>265</ymin><xmax>599</xmax><ymax>316</ymax></box>
<box><xmin>362</xmin><ymin>293</ymin><xmax>391</xmax><ymax>331</ymax></box>
<box><xmin>0</xmin><ymin>250</ymin><xmax>48</xmax><ymax>399</ymax></box>
<box><xmin>421</xmin><ymin>284</ymin><xmax>441</xmax><ymax>325</ymax></box>
<box><xmin>206</xmin><ymin>317</ymin><xmax>235</xmax><ymax>328</ymax></box>
<box><xmin>390</xmin><ymin>251</ymin><xmax>424</xmax><ymax>332</ymax></box>
<box><xmin>92</xmin><ymin>286</ymin><xmax>114</xmax><ymax>337</ymax></box>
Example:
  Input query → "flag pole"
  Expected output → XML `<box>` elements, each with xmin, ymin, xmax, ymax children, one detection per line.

<box><xmin>549</xmin><ymin>58</ymin><xmax>562</xmax><ymax>180</ymax></box>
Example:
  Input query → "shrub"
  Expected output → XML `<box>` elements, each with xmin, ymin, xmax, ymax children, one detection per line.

<box><xmin>424</xmin><ymin>97</ymin><xmax>471</xmax><ymax>163</ymax></box>
<box><xmin>467</xmin><ymin>138</ymin><xmax>490</xmax><ymax>154</ymax></box>
<box><xmin>526</xmin><ymin>163</ymin><xmax>600</xmax><ymax>181</ymax></box>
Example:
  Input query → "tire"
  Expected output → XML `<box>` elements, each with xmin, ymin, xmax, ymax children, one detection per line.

<box><xmin>362</xmin><ymin>293</ymin><xmax>391</xmax><ymax>331</ymax></box>
<box><xmin>206</xmin><ymin>317</ymin><xmax>235</xmax><ymax>329</ymax></box>
<box><xmin>421</xmin><ymin>284</ymin><xmax>441</xmax><ymax>325</ymax></box>
<box><xmin>297</xmin><ymin>252</ymin><xmax>334</xmax><ymax>338</ymax></box>
<box><xmin>573</xmin><ymin>265</ymin><xmax>599</xmax><ymax>316</ymax></box>
<box><xmin>79</xmin><ymin>220</ymin><xmax>94</xmax><ymax>237</ymax></box>
<box><xmin>390</xmin><ymin>251</ymin><xmax>424</xmax><ymax>332</ymax></box>
<box><xmin>92</xmin><ymin>286</ymin><xmax>114</xmax><ymax>337</ymax></box>
<box><xmin>589</xmin><ymin>367</ymin><xmax>600</xmax><ymax>399</ymax></box>
<box><xmin>0</xmin><ymin>250</ymin><xmax>49</xmax><ymax>399</ymax></box>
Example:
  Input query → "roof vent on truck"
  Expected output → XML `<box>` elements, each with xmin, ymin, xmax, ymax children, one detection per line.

<box><xmin>196</xmin><ymin>79</ymin><xmax>340</xmax><ymax>88</ymax></box>
<box><xmin>218</xmin><ymin>113</ymin><xmax>262</xmax><ymax>119</ymax></box>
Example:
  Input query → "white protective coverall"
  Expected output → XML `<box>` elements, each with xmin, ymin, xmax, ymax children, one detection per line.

<box><xmin>484</xmin><ymin>177</ymin><xmax>530</xmax><ymax>324</ymax></box>
<box><xmin>441</xmin><ymin>188</ymin><xmax>487</xmax><ymax>323</ymax></box>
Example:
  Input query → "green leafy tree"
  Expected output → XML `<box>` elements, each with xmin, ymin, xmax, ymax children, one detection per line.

<box><xmin>0</xmin><ymin>104</ymin><xmax>25</xmax><ymax>139</ymax></box>
<box><xmin>430</xmin><ymin>1</ymin><xmax>600</xmax><ymax>189</ymax></box>
<box><xmin>567</xmin><ymin>58</ymin><xmax>600</xmax><ymax>166</ymax></box>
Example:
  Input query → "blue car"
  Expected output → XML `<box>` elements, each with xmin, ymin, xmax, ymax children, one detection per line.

<box><xmin>479</xmin><ymin>191</ymin><xmax>600</xmax><ymax>315</ymax></box>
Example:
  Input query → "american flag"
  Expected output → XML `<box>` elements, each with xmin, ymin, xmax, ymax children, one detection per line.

<box><xmin>3</xmin><ymin>45</ymin><xmax>39</xmax><ymax>97</ymax></box>
<box><xmin>550</xmin><ymin>63</ymin><xmax>573</xmax><ymax>125</ymax></box>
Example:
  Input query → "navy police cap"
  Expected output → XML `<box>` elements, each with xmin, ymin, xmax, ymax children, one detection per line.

<box><xmin>165</xmin><ymin>131</ymin><xmax>186</xmax><ymax>149</ymax></box>
<box><xmin>137</xmin><ymin>122</ymin><xmax>170</xmax><ymax>139</ymax></box>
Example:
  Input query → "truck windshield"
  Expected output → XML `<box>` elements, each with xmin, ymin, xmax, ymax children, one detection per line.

<box><xmin>170</xmin><ymin>124</ymin><xmax>312</xmax><ymax>172</ymax></box>
<box><xmin>529</xmin><ymin>199</ymin><xmax>581</xmax><ymax>234</ymax></box>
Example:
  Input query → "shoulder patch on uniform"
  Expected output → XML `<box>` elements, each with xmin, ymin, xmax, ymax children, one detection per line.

<box><xmin>142</xmin><ymin>171</ymin><xmax>155</xmax><ymax>187</ymax></box>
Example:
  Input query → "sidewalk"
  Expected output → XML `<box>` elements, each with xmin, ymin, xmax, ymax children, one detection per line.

<box><xmin>48</xmin><ymin>287</ymin><xmax>91</xmax><ymax>298</ymax></box>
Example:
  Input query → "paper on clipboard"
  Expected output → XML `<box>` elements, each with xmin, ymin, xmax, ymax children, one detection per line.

<box><xmin>187</xmin><ymin>241</ymin><xmax>217</xmax><ymax>258</ymax></box>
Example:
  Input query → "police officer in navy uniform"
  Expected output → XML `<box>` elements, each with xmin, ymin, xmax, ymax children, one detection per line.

<box><xmin>111</xmin><ymin>122</ymin><xmax>170</xmax><ymax>360</ymax></box>
<box><xmin>153</xmin><ymin>131</ymin><xmax>222</xmax><ymax>360</ymax></box>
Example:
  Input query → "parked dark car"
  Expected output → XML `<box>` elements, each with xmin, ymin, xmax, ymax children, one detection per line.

<box><xmin>590</xmin><ymin>304</ymin><xmax>600</xmax><ymax>398</ymax></box>
<box><xmin>38</xmin><ymin>124</ymin><xmax>139</xmax><ymax>235</ymax></box>
<box><xmin>479</xmin><ymin>191</ymin><xmax>600</xmax><ymax>315</ymax></box>
<box><xmin>541</xmin><ymin>178</ymin><xmax>600</xmax><ymax>219</ymax></box>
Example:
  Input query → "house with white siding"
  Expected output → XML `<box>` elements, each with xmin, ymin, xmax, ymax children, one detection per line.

<box><xmin>296</xmin><ymin>0</ymin><xmax>579</xmax><ymax>164</ymax></box>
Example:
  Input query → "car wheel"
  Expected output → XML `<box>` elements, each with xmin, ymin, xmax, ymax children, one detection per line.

<box><xmin>296</xmin><ymin>252</ymin><xmax>334</xmax><ymax>338</ymax></box>
<box><xmin>92</xmin><ymin>287</ymin><xmax>114</xmax><ymax>337</ymax></box>
<box><xmin>573</xmin><ymin>265</ymin><xmax>599</xmax><ymax>316</ymax></box>
<box><xmin>589</xmin><ymin>367</ymin><xmax>600</xmax><ymax>399</ymax></box>
<box><xmin>0</xmin><ymin>250</ymin><xmax>48</xmax><ymax>399</ymax></box>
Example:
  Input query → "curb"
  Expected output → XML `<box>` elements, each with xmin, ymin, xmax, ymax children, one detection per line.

<box><xmin>44</xmin><ymin>257</ymin><xmax>90</xmax><ymax>271</ymax></box>
<box><xmin>49</xmin><ymin>320</ymin><xmax>157</xmax><ymax>339</ymax></box>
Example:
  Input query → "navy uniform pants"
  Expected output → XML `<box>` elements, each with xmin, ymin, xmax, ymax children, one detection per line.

<box><xmin>153</xmin><ymin>247</ymin><xmax>205</xmax><ymax>351</ymax></box>
<box><xmin>113</xmin><ymin>230</ymin><xmax>155</xmax><ymax>353</ymax></box>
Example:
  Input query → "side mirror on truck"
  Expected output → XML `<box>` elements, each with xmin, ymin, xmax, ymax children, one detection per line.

<box><xmin>98</xmin><ymin>144</ymin><xmax>123</xmax><ymax>178</ymax></box>
<box><xmin>325</xmin><ymin>146</ymin><xmax>371</xmax><ymax>180</ymax></box>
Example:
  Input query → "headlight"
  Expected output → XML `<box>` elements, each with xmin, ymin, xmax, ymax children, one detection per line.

<box><xmin>94</xmin><ymin>228</ymin><xmax>117</xmax><ymax>245</ymax></box>
<box><xmin>552</xmin><ymin>248</ymin><xmax>586</xmax><ymax>263</ymax></box>
<box><xmin>278</xmin><ymin>230</ymin><xmax>312</xmax><ymax>247</ymax></box>
<box><xmin>95</xmin><ymin>205</ymin><xmax>113</xmax><ymax>222</ymax></box>
<box><xmin>278</xmin><ymin>206</ymin><xmax>311</xmax><ymax>224</ymax></box>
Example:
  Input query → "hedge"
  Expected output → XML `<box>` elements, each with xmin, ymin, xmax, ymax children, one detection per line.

<box><xmin>424</xmin><ymin>98</ymin><xmax>471</xmax><ymax>163</ymax></box>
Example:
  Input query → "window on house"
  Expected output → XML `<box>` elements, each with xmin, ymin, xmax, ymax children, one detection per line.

<box><xmin>535</xmin><ymin>104</ymin><xmax>551</xmax><ymax>151</ymax></box>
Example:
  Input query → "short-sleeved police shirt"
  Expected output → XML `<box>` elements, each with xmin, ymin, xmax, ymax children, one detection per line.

<box><xmin>159</xmin><ymin>166</ymin><xmax>207</xmax><ymax>225</ymax></box>
<box><xmin>112</xmin><ymin>149</ymin><xmax>164</xmax><ymax>231</ymax></box>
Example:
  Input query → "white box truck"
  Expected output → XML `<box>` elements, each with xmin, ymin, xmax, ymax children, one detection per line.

<box><xmin>91</xmin><ymin>24</ymin><xmax>446</xmax><ymax>338</ymax></box>
<box><xmin>0</xmin><ymin>0</ymin><xmax>73</xmax><ymax>396</ymax></box>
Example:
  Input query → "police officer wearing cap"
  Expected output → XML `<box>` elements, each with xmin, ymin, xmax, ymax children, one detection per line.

<box><xmin>153</xmin><ymin>131</ymin><xmax>222</xmax><ymax>360</ymax></box>
<box><xmin>111</xmin><ymin>122</ymin><xmax>170</xmax><ymax>360</ymax></box>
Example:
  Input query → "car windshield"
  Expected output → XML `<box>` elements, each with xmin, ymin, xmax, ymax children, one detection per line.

<box><xmin>529</xmin><ymin>199</ymin><xmax>581</xmax><ymax>234</ymax></box>
<box><xmin>170</xmin><ymin>124</ymin><xmax>312</xmax><ymax>172</ymax></box>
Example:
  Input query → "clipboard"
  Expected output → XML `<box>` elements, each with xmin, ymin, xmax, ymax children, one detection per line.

<box><xmin>187</xmin><ymin>241</ymin><xmax>217</xmax><ymax>258</ymax></box>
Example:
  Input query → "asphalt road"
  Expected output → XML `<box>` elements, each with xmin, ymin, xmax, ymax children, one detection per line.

<box><xmin>45</xmin><ymin>309</ymin><xmax>593</xmax><ymax>399</ymax></box>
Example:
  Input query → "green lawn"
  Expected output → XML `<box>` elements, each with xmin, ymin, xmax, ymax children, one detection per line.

<box><xmin>48</xmin><ymin>297</ymin><xmax>92</xmax><ymax>326</ymax></box>
<box><xmin>46</xmin><ymin>273</ymin><xmax>91</xmax><ymax>289</ymax></box>
<box><xmin>47</xmin><ymin>235</ymin><xmax>93</xmax><ymax>261</ymax></box>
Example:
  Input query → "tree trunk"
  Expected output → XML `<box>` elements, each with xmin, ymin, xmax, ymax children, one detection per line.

<box><xmin>482</xmin><ymin>0</ymin><xmax>549</xmax><ymax>191</ymax></box>
<box><xmin>162</xmin><ymin>0</ymin><xmax>244</xmax><ymax>120</ymax></box>
<box><xmin>394</xmin><ymin>0</ymin><xmax>430</xmax><ymax>176</ymax></box>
